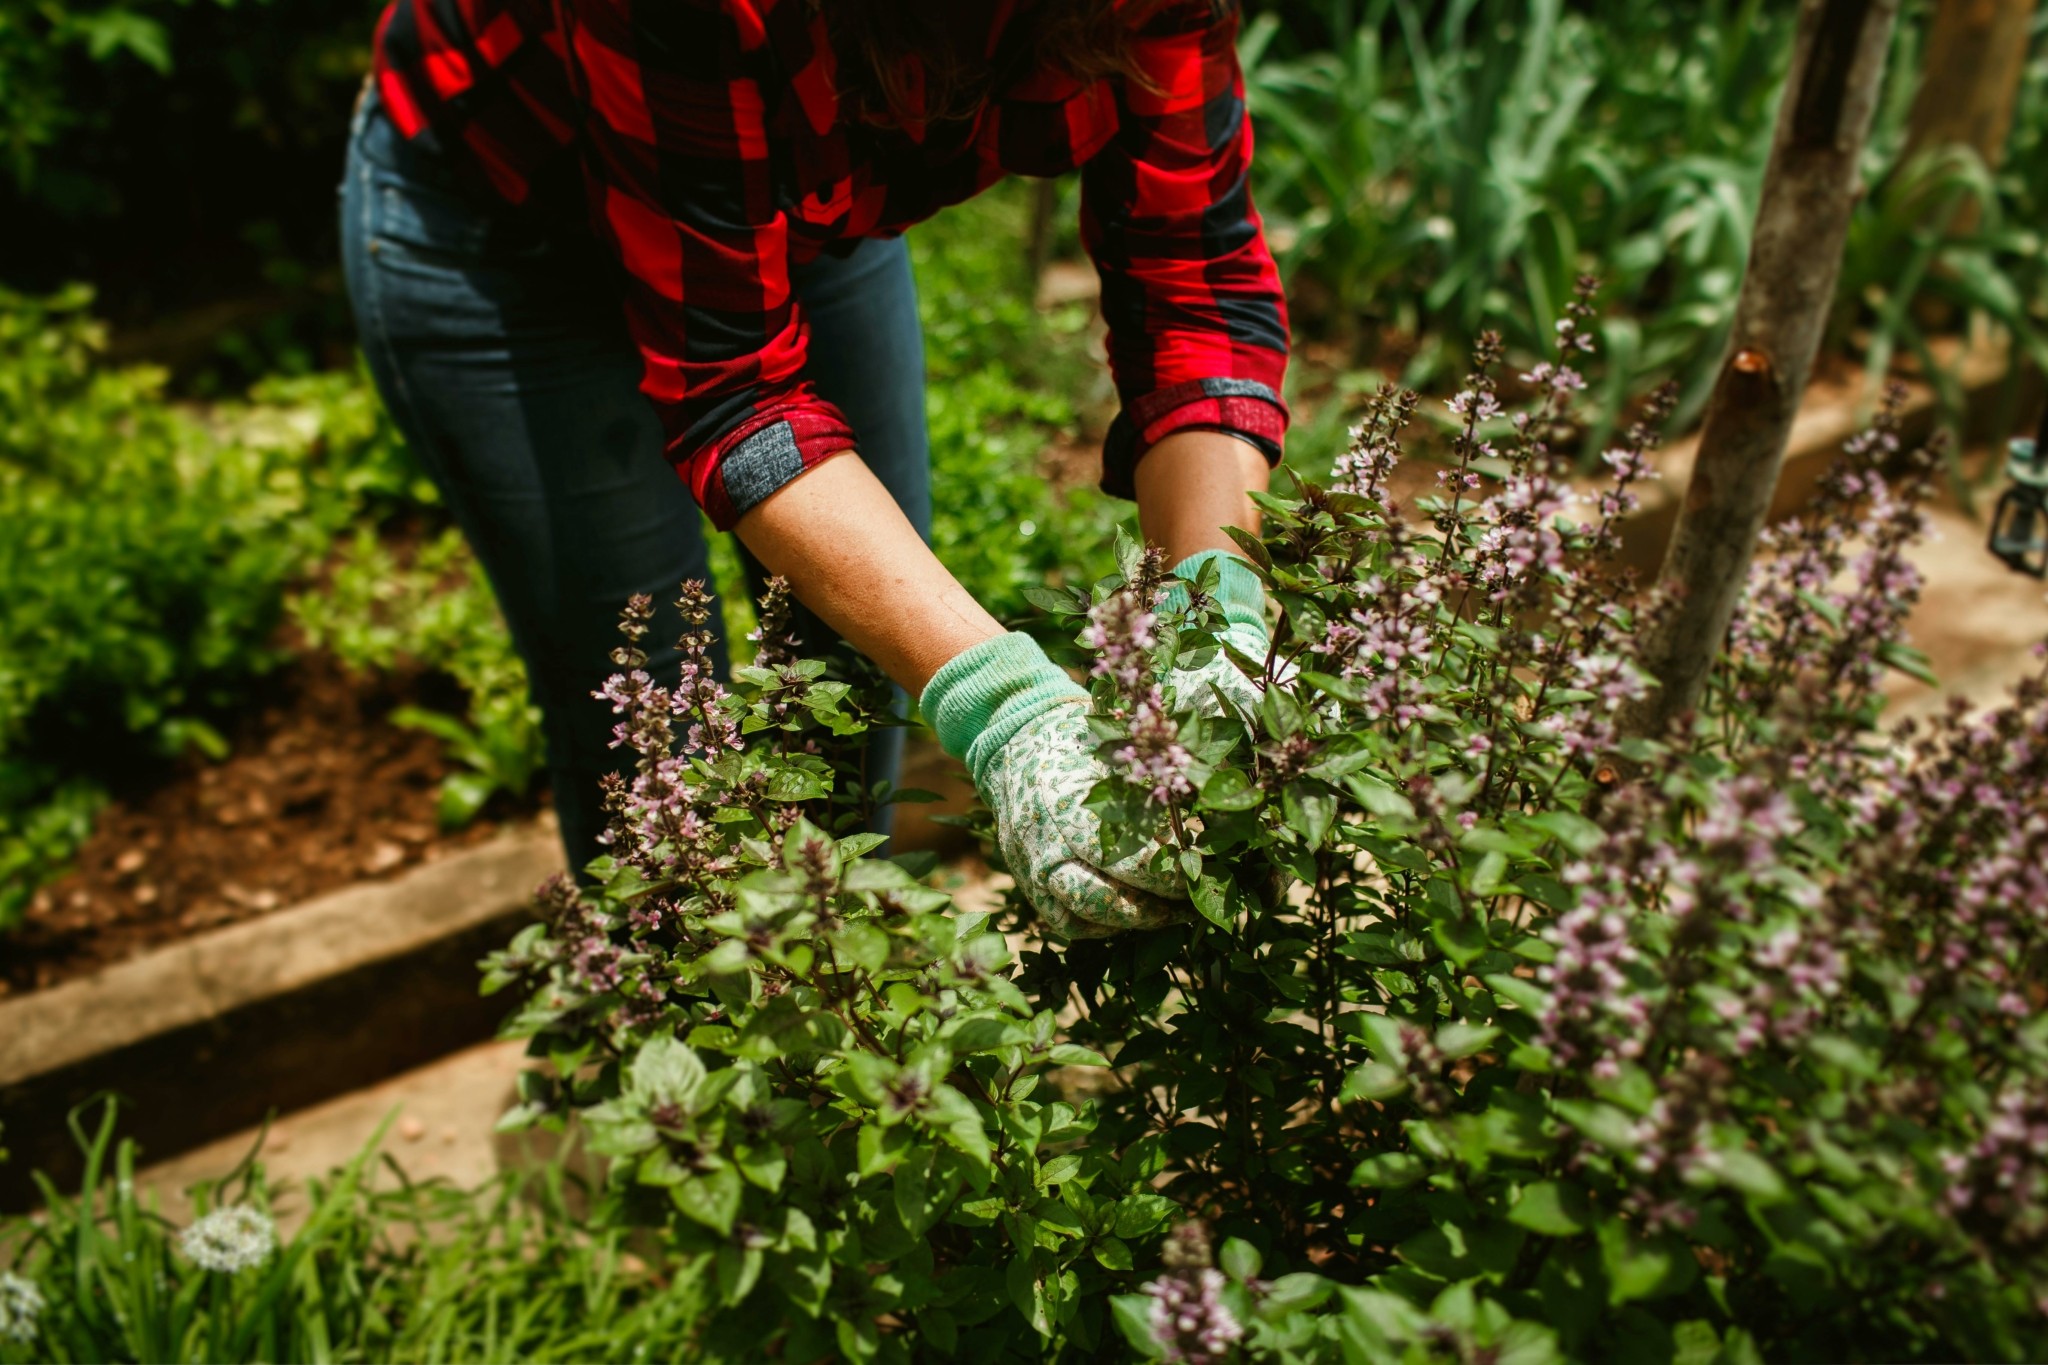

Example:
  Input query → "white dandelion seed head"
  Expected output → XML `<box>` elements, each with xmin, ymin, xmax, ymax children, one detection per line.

<box><xmin>0</xmin><ymin>1271</ymin><xmax>44</xmax><ymax>1344</ymax></box>
<box><xmin>179</xmin><ymin>1206</ymin><xmax>276</xmax><ymax>1274</ymax></box>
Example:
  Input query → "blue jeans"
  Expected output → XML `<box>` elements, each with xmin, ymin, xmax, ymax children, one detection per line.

<box><xmin>339</xmin><ymin>85</ymin><xmax>932</xmax><ymax>874</ymax></box>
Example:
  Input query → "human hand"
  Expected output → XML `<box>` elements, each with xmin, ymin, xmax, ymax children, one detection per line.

<box><xmin>1162</xmin><ymin>550</ymin><xmax>1272</xmax><ymax>720</ymax></box>
<box><xmin>923</xmin><ymin>633</ymin><xmax>1185</xmax><ymax>938</ymax></box>
<box><xmin>979</xmin><ymin>699</ymin><xmax>1185</xmax><ymax>938</ymax></box>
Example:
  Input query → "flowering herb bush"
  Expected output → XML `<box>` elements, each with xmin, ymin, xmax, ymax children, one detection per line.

<box><xmin>488</xmin><ymin>292</ymin><xmax>2048</xmax><ymax>1363</ymax></box>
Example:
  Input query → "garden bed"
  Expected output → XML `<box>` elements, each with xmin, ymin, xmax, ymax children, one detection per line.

<box><xmin>1</xmin><ymin>651</ymin><xmax>544</xmax><ymax>999</ymax></box>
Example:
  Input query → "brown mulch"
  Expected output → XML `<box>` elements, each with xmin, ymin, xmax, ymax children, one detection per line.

<box><xmin>1</xmin><ymin>655</ymin><xmax>547</xmax><ymax>999</ymax></box>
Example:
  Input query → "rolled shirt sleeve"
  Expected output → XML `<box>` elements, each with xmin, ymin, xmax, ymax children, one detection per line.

<box><xmin>1081</xmin><ymin>1</ymin><xmax>1291</xmax><ymax>499</ymax></box>
<box><xmin>564</xmin><ymin>0</ymin><xmax>856</xmax><ymax>530</ymax></box>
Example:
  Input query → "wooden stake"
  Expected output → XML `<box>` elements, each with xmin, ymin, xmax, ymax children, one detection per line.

<box><xmin>1906</xmin><ymin>0</ymin><xmax>2040</xmax><ymax>169</ymax></box>
<box><xmin>1625</xmin><ymin>0</ymin><xmax>1904</xmax><ymax>737</ymax></box>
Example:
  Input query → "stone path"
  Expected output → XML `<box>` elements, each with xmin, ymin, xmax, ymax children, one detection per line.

<box><xmin>136</xmin><ymin>1040</ymin><xmax>528</xmax><ymax>1232</ymax></box>
<box><xmin>1885</xmin><ymin>501</ymin><xmax>2048</xmax><ymax>721</ymax></box>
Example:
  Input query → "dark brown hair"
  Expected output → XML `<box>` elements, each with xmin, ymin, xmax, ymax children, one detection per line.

<box><xmin>817</xmin><ymin>0</ymin><xmax>1183</xmax><ymax>128</ymax></box>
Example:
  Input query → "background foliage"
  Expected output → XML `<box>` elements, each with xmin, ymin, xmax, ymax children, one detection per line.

<box><xmin>0</xmin><ymin>289</ymin><xmax>411</xmax><ymax>926</ymax></box>
<box><xmin>3</xmin><ymin>0</ymin><xmax>2045</xmax><ymax>938</ymax></box>
<box><xmin>1</xmin><ymin>2</ymin><xmax>2046</xmax><ymax>1360</ymax></box>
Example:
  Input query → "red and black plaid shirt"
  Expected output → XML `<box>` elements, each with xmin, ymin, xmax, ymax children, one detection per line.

<box><xmin>374</xmin><ymin>0</ymin><xmax>1290</xmax><ymax>529</ymax></box>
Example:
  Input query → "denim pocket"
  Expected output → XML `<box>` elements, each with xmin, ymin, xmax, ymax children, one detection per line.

<box><xmin>368</xmin><ymin>168</ymin><xmax>555</xmax><ymax>266</ymax></box>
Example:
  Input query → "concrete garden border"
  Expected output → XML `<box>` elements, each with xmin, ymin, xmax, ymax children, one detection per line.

<box><xmin>0</xmin><ymin>827</ymin><xmax>561</xmax><ymax>1209</ymax></box>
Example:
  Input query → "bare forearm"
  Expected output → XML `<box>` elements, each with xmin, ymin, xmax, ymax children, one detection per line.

<box><xmin>731</xmin><ymin>432</ymin><xmax>1266</xmax><ymax>692</ymax></box>
<box><xmin>1132</xmin><ymin>430</ymin><xmax>1270</xmax><ymax>564</ymax></box>
<box><xmin>733</xmin><ymin>454</ymin><xmax>1003</xmax><ymax>694</ymax></box>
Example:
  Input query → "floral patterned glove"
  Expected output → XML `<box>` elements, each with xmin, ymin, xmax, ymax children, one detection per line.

<box><xmin>1161</xmin><ymin>550</ymin><xmax>1271</xmax><ymax>720</ymax></box>
<box><xmin>923</xmin><ymin>633</ymin><xmax>1185</xmax><ymax>938</ymax></box>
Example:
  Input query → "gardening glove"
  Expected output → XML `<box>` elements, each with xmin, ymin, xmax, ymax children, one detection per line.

<box><xmin>1161</xmin><ymin>550</ymin><xmax>1272</xmax><ymax>721</ymax></box>
<box><xmin>923</xmin><ymin>633</ymin><xmax>1186</xmax><ymax>938</ymax></box>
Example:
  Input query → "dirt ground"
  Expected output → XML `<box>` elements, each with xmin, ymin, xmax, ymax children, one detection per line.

<box><xmin>1</xmin><ymin>655</ymin><xmax>543</xmax><ymax>998</ymax></box>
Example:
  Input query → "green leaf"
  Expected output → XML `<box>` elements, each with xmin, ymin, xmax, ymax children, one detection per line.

<box><xmin>859</xmin><ymin>1121</ymin><xmax>912</xmax><ymax>1175</ymax></box>
<box><xmin>1431</xmin><ymin>914</ymin><xmax>1488</xmax><ymax>967</ymax></box>
<box><xmin>1467</xmin><ymin>850</ymin><xmax>1509</xmax><ymax>897</ymax></box>
<box><xmin>1007</xmin><ymin>1254</ymin><xmax>1051</xmax><ymax>1336</ymax></box>
<box><xmin>832</xmin><ymin>921</ymin><xmax>890</xmax><ymax>976</ymax></box>
<box><xmin>80</xmin><ymin>10</ymin><xmax>171</xmax><ymax>72</ymax></box>
<box><xmin>1200</xmin><ymin>766</ymin><xmax>1265</xmax><ymax>812</ymax></box>
<box><xmin>1191</xmin><ymin>874</ymin><xmax>1236</xmax><ymax>930</ymax></box>
<box><xmin>948</xmin><ymin>1015</ymin><xmax>1027</xmax><ymax>1054</ymax></box>
<box><xmin>1111</xmin><ymin>1294</ymin><xmax>1169</xmax><ymax>1357</ymax></box>
<box><xmin>1339</xmin><ymin>1062</ymin><xmax>1408</xmax><ymax>1103</ymax></box>
<box><xmin>1483</xmin><ymin>973</ymin><xmax>1549</xmax><ymax>1014</ymax></box>
<box><xmin>1493</xmin><ymin>1320</ymin><xmax>1565</xmax><ymax>1365</ymax></box>
<box><xmin>1283</xmin><ymin>780</ymin><xmax>1339</xmax><ymax>848</ymax></box>
<box><xmin>1794</xmin><ymin>589</ymin><xmax>1845</xmax><ymax>630</ymax></box>
<box><xmin>437</xmin><ymin>771</ymin><xmax>497</xmax><ymax>830</ymax></box>
<box><xmin>1023</xmin><ymin>584</ymin><xmax>1087</xmax><ymax>615</ymax></box>
<box><xmin>1435</xmin><ymin>1023</ymin><xmax>1499</xmax><ymax>1059</ymax></box>
<box><xmin>926</xmin><ymin>1087</ymin><xmax>992</xmax><ymax>1170</ymax></box>
<box><xmin>842</xmin><ymin>860</ymin><xmax>915</xmax><ymax>893</ymax></box>
<box><xmin>1348</xmin><ymin>774</ymin><xmax>1417</xmax><ymax>821</ymax></box>
<box><xmin>671</xmin><ymin>1166</ymin><xmax>742</xmax><ymax>1237</ymax></box>
<box><xmin>1300</xmin><ymin>670</ymin><xmax>1366</xmax><ymax>704</ymax></box>
<box><xmin>1524</xmin><ymin>810</ymin><xmax>1603</xmax><ymax>855</ymax></box>
<box><xmin>735</xmin><ymin>1144</ymin><xmax>786</xmax><ymax>1193</ymax></box>
<box><xmin>1672</xmin><ymin>1320</ymin><xmax>1724</xmax><ymax>1365</ymax></box>
<box><xmin>1258</xmin><ymin>1273</ymin><xmax>1332</xmax><ymax>1317</ymax></box>
<box><xmin>1260</xmin><ymin>684</ymin><xmax>1307</xmax><ymax>738</ymax></box>
<box><xmin>1350</xmin><ymin>1151</ymin><xmax>1428</xmax><ymax>1188</ymax></box>
<box><xmin>715</xmin><ymin>1244</ymin><xmax>764</xmax><ymax>1306</ymax></box>
<box><xmin>1508</xmin><ymin>1181</ymin><xmax>1590</xmax><ymax>1236</ymax></box>
<box><xmin>1697</xmin><ymin>1146</ymin><xmax>1787</xmax><ymax>1203</ymax></box>
<box><xmin>1275</xmin><ymin>590</ymin><xmax>1329</xmax><ymax>644</ymax></box>
<box><xmin>1113</xmin><ymin>1194</ymin><xmax>1176</xmax><ymax>1240</ymax></box>
<box><xmin>764</xmin><ymin>766</ymin><xmax>831</xmax><ymax>803</ymax></box>
<box><xmin>1600</xmin><ymin>1221</ymin><xmax>1696</xmax><ymax>1305</ymax></box>
<box><xmin>1093</xmin><ymin>1237</ymin><xmax>1135</xmax><ymax>1271</ymax></box>
<box><xmin>1877</xmin><ymin>640</ymin><xmax>1940</xmax><ymax>686</ymax></box>
<box><xmin>1554</xmin><ymin>1099</ymin><xmax>1640</xmax><ymax>1152</ymax></box>
<box><xmin>1219</xmin><ymin>1237</ymin><xmax>1263</xmax><ymax>1282</ymax></box>
<box><xmin>894</xmin><ymin>1153</ymin><xmax>934</xmax><ymax>1234</ymax></box>
<box><xmin>629</xmin><ymin>1036</ymin><xmax>707</xmax><ymax>1107</ymax></box>
<box><xmin>1221</xmin><ymin>524</ymin><xmax>1274</xmax><ymax>568</ymax></box>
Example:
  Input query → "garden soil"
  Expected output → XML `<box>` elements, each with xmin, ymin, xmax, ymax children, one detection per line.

<box><xmin>1</xmin><ymin>656</ymin><xmax>544</xmax><ymax>998</ymax></box>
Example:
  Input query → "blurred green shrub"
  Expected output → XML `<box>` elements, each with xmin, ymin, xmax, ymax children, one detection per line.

<box><xmin>1</xmin><ymin>0</ymin><xmax>375</xmax><ymax>392</ymax></box>
<box><xmin>0</xmin><ymin>287</ymin><xmax>405</xmax><ymax>927</ymax></box>
<box><xmin>1244</xmin><ymin>0</ymin><xmax>2048</xmax><ymax>452</ymax></box>
<box><xmin>290</xmin><ymin>529</ymin><xmax>545</xmax><ymax>830</ymax></box>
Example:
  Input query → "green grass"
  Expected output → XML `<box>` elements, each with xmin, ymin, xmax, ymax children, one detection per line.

<box><xmin>1</xmin><ymin>1102</ymin><xmax>713</xmax><ymax>1365</ymax></box>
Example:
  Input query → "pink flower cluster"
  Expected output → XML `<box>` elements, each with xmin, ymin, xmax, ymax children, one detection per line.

<box><xmin>1085</xmin><ymin>562</ymin><xmax>1195</xmax><ymax>806</ymax></box>
<box><xmin>1143</xmin><ymin>1224</ymin><xmax>1244</xmax><ymax>1365</ymax></box>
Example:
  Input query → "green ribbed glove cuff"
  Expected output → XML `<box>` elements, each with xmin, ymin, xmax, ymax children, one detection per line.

<box><xmin>1163</xmin><ymin>550</ymin><xmax>1267</xmax><ymax>633</ymax></box>
<box><xmin>921</xmin><ymin>632</ymin><xmax>1085</xmax><ymax>787</ymax></box>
